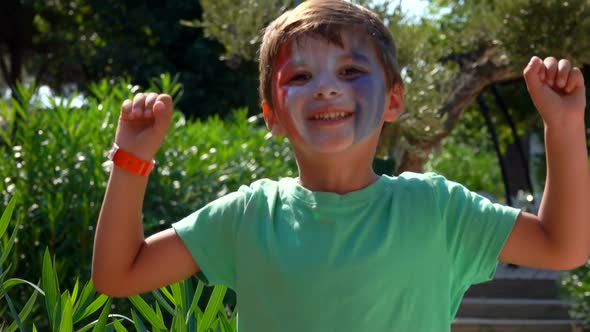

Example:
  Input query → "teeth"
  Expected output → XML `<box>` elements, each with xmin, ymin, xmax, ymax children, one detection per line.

<box><xmin>312</xmin><ymin>112</ymin><xmax>349</xmax><ymax>120</ymax></box>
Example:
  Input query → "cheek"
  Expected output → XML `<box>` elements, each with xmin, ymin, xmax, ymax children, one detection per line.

<box><xmin>351</xmin><ymin>76</ymin><xmax>385</xmax><ymax>116</ymax></box>
<box><xmin>272</xmin><ymin>83</ymin><xmax>305</xmax><ymax>142</ymax></box>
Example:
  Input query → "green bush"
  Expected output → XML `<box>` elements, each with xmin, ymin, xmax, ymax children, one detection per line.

<box><xmin>1</xmin><ymin>195</ymin><xmax>239</xmax><ymax>331</ymax></box>
<box><xmin>561</xmin><ymin>264</ymin><xmax>590</xmax><ymax>327</ymax></box>
<box><xmin>425</xmin><ymin>137</ymin><xmax>504</xmax><ymax>200</ymax></box>
<box><xmin>0</xmin><ymin>77</ymin><xmax>296</xmax><ymax>289</ymax></box>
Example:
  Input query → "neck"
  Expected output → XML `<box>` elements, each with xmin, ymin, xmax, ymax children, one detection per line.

<box><xmin>293</xmin><ymin>145</ymin><xmax>380</xmax><ymax>194</ymax></box>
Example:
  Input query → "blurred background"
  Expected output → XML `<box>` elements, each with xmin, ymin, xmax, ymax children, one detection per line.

<box><xmin>1</xmin><ymin>0</ymin><xmax>590</xmax><ymax>330</ymax></box>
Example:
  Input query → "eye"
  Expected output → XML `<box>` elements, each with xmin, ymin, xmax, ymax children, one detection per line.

<box><xmin>340</xmin><ymin>67</ymin><xmax>365</xmax><ymax>79</ymax></box>
<box><xmin>288</xmin><ymin>72</ymin><xmax>312</xmax><ymax>84</ymax></box>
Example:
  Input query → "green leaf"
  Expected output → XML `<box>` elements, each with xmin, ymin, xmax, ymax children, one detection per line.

<box><xmin>170</xmin><ymin>281</ymin><xmax>184</xmax><ymax>311</ymax></box>
<box><xmin>171</xmin><ymin>314</ymin><xmax>186</xmax><ymax>332</ymax></box>
<box><xmin>71</xmin><ymin>279</ymin><xmax>80</xmax><ymax>304</ymax></box>
<box><xmin>73</xmin><ymin>280</ymin><xmax>97</xmax><ymax>321</ymax></box>
<box><xmin>151</xmin><ymin>289</ymin><xmax>175</xmax><ymax>316</ymax></box>
<box><xmin>78</xmin><ymin>314</ymin><xmax>132</xmax><ymax>332</ymax></box>
<box><xmin>0</xmin><ymin>224</ymin><xmax>20</xmax><ymax>267</ymax></box>
<box><xmin>0</xmin><ymin>195</ymin><xmax>17</xmax><ymax>239</ymax></box>
<box><xmin>42</xmin><ymin>249</ymin><xmax>59</xmax><ymax>328</ymax></box>
<box><xmin>3</xmin><ymin>278</ymin><xmax>45</xmax><ymax>295</ymax></box>
<box><xmin>187</xmin><ymin>281</ymin><xmax>204</xmax><ymax>321</ymax></box>
<box><xmin>58</xmin><ymin>296</ymin><xmax>74</xmax><ymax>332</ymax></box>
<box><xmin>74</xmin><ymin>294</ymin><xmax>109</xmax><ymax>323</ymax></box>
<box><xmin>3</xmin><ymin>291</ymin><xmax>26</xmax><ymax>332</ymax></box>
<box><xmin>217</xmin><ymin>304</ymin><xmax>232</xmax><ymax>332</ymax></box>
<box><xmin>198</xmin><ymin>285</ymin><xmax>226</xmax><ymax>331</ymax></box>
<box><xmin>5</xmin><ymin>289</ymin><xmax>39</xmax><ymax>332</ymax></box>
<box><xmin>229</xmin><ymin>304</ymin><xmax>238</xmax><ymax>328</ymax></box>
<box><xmin>90</xmin><ymin>296</ymin><xmax>112</xmax><ymax>332</ymax></box>
<box><xmin>131</xmin><ymin>309</ymin><xmax>149</xmax><ymax>332</ymax></box>
<box><xmin>128</xmin><ymin>295</ymin><xmax>166</xmax><ymax>330</ymax></box>
<box><xmin>159</xmin><ymin>284</ymin><xmax>175</xmax><ymax>303</ymax></box>
<box><xmin>111</xmin><ymin>319</ymin><xmax>128</xmax><ymax>332</ymax></box>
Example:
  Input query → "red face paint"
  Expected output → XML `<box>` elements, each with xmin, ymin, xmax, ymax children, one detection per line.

<box><xmin>272</xmin><ymin>44</ymin><xmax>305</xmax><ymax>144</ymax></box>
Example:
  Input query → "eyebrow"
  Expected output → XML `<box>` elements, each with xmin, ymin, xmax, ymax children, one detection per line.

<box><xmin>348</xmin><ymin>51</ymin><xmax>371</xmax><ymax>64</ymax></box>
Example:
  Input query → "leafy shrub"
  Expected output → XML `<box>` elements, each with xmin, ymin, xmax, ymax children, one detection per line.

<box><xmin>561</xmin><ymin>264</ymin><xmax>590</xmax><ymax>328</ymax></box>
<box><xmin>1</xmin><ymin>195</ymin><xmax>239</xmax><ymax>331</ymax></box>
<box><xmin>0</xmin><ymin>76</ymin><xmax>296</xmax><ymax>289</ymax></box>
<box><xmin>425</xmin><ymin>137</ymin><xmax>504</xmax><ymax>200</ymax></box>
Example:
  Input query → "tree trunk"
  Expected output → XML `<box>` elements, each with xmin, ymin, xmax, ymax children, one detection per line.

<box><xmin>390</xmin><ymin>49</ymin><xmax>523</xmax><ymax>175</ymax></box>
<box><xmin>0</xmin><ymin>0</ymin><xmax>33</xmax><ymax>92</ymax></box>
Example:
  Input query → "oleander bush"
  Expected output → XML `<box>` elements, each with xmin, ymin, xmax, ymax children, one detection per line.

<box><xmin>1</xmin><ymin>195</ymin><xmax>239</xmax><ymax>331</ymax></box>
<box><xmin>0</xmin><ymin>76</ymin><xmax>296</xmax><ymax>288</ymax></box>
<box><xmin>0</xmin><ymin>76</ymin><xmax>295</xmax><ymax>328</ymax></box>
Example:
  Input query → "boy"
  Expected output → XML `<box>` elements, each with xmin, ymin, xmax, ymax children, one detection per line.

<box><xmin>92</xmin><ymin>0</ymin><xmax>590</xmax><ymax>331</ymax></box>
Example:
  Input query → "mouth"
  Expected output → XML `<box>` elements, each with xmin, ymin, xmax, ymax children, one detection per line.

<box><xmin>308</xmin><ymin>109</ymin><xmax>354</xmax><ymax>122</ymax></box>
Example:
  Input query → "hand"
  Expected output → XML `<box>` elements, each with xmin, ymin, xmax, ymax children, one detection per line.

<box><xmin>523</xmin><ymin>56</ymin><xmax>586</xmax><ymax>127</ymax></box>
<box><xmin>114</xmin><ymin>93</ymin><xmax>174</xmax><ymax>161</ymax></box>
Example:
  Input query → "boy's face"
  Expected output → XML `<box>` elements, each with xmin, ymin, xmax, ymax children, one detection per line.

<box><xmin>263</xmin><ymin>29</ymin><xmax>402</xmax><ymax>154</ymax></box>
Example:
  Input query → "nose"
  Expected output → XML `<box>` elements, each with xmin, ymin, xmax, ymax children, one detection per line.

<box><xmin>313</xmin><ymin>74</ymin><xmax>342</xmax><ymax>100</ymax></box>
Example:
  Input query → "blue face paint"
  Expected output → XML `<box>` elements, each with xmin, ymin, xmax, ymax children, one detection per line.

<box><xmin>349</xmin><ymin>64</ymin><xmax>386</xmax><ymax>143</ymax></box>
<box><xmin>272</xmin><ymin>31</ymin><xmax>389</xmax><ymax>153</ymax></box>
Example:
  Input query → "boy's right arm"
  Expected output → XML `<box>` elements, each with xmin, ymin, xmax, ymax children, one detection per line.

<box><xmin>92</xmin><ymin>93</ymin><xmax>200</xmax><ymax>297</ymax></box>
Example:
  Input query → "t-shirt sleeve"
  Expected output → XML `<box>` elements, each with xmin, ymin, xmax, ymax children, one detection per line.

<box><xmin>429</xmin><ymin>173</ymin><xmax>521</xmax><ymax>286</ymax></box>
<box><xmin>172</xmin><ymin>187</ymin><xmax>251</xmax><ymax>288</ymax></box>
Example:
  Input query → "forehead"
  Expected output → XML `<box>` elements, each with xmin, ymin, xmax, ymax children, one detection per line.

<box><xmin>275</xmin><ymin>29</ymin><xmax>378</xmax><ymax>67</ymax></box>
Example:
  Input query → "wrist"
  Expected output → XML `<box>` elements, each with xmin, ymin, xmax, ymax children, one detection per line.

<box><xmin>544</xmin><ymin>121</ymin><xmax>586</xmax><ymax>138</ymax></box>
<box><xmin>106</xmin><ymin>143</ymin><xmax>156</xmax><ymax>176</ymax></box>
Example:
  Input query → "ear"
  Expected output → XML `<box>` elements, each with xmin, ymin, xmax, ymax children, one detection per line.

<box><xmin>262</xmin><ymin>101</ymin><xmax>286</xmax><ymax>136</ymax></box>
<box><xmin>383</xmin><ymin>82</ymin><xmax>404</xmax><ymax>122</ymax></box>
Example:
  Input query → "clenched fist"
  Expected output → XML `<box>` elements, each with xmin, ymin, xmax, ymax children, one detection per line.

<box><xmin>114</xmin><ymin>93</ymin><xmax>174</xmax><ymax>161</ymax></box>
<box><xmin>523</xmin><ymin>56</ymin><xmax>586</xmax><ymax>127</ymax></box>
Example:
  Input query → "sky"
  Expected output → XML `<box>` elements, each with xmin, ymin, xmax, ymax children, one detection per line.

<box><xmin>400</xmin><ymin>0</ymin><xmax>429</xmax><ymax>16</ymax></box>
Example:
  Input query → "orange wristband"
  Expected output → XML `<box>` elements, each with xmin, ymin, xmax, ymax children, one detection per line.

<box><xmin>106</xmin><ymin>143</ymin><xmax>155</xmax><ymax>176</ymax></box>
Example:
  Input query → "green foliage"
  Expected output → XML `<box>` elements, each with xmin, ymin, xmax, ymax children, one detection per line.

<box><xmin>0</xmin><ymin>77</ymin><xmax>295</xmax><ymax>291</ymax></box>
<box><xmin>195</xmin><ymin>0</ymin><xmax>292</xmax><ymax>61</ymax></box>
<box><xmin>0</xmin><ymin>195</ymin><xmax>238</xmax><ymax>331</ymax></box>
<box><xmin>432</xmin><ymin>0</ymin><xmax>590</xmax><ymax>68</ymax></box>
<box><xmin>2</xmin><ymin>0</ymin><xmax>261</xmax><ymax>119</ymax></box>
<box><xmin>561</xmin><ymin>263</ymin><xmax>590</xmax><ymax>328</ymax></box>
<box><xmin>425</xmin><ymin>137</ymin><xmax>504</xmax><ymax>200</ymax></box>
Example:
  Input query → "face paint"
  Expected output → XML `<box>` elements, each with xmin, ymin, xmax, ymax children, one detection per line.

<box><xmin>272</xmin><ymin>45</ymin><xmax>305</xmax><ymax>144</ymax></box>
<box><xmin>272</xmin><ymin>30</ymin><xmax>388</xmax><ymax>151</ymax></box>
<box><xmin>348</xmin><ymin>50</ymin><xmax>386</xmax><ymax>142</ymax></box>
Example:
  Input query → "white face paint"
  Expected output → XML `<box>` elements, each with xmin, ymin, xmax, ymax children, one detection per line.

<box><xmin>272</xmin><ymin>30</ymin><xmax>389</xmax><ymax>153</ymax></box>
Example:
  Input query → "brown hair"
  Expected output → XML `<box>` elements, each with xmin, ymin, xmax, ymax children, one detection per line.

<box><xmin>258</xmin><ymin>0</ymin><xmax>402</xmax><ymax>110</ymax></box>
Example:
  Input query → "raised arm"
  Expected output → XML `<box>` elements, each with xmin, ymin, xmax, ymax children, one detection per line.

<box><xmin>499</xmin><ymin>56</ymin><xmax>590</xmax><ymax>270</ymax></box>
<box><xmin>92</xmin><ymin>93</ymin><xmax>199</xmax><ymax>297</ymax></box>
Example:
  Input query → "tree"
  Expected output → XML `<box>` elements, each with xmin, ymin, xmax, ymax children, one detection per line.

<box><xmin>388</xmin><ymin>0</ymin><xmax>590</xmax><ymax>174</ymax></box>
<box><xmin>197</xmin><ymin>0</ymin><xmax>590</xmax><ymax>174</ymax></box>
<box><xmin>0</xmin><ymin>0</ymin><xmax>261</xmax><ymax>119</ymax></box>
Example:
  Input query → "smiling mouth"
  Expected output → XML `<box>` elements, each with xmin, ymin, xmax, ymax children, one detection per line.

<box><xmin>309</xmin><ymin>111</ymin><xmax>354</xmax><ymax>121</ymax></box>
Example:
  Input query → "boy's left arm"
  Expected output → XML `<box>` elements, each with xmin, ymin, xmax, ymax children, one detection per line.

<box><xmin>499</xmin><ymin>56</ymin><xmax>590</xmax><ymax>270</ymax></box>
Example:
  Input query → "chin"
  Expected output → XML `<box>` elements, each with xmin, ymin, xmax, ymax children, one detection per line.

<box><xmin>306</xmin><ymin>137</ymin><xmax>356</xmax><ymax>155</ymax></box>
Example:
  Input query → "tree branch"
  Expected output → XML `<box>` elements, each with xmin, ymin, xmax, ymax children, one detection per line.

<box><xmin>392</xmin><ymin>48</ymin><xmax>523</xmax><ymax>174</ymax></box>
<box><xmin>439</xmin><ymin>60</ymin><xmax>521</xmax><ymax>135</ymax></box>
<box><xmin>0</xmin><ymin>50</ymin><xmax>12</xmax><ymax>88</ymax></box>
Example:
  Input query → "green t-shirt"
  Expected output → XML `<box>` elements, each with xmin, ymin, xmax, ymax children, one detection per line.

<box><xmin>173</xmin><ymin>172</ymin><xmax>520</xmax><ymax>332</ymax></box>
